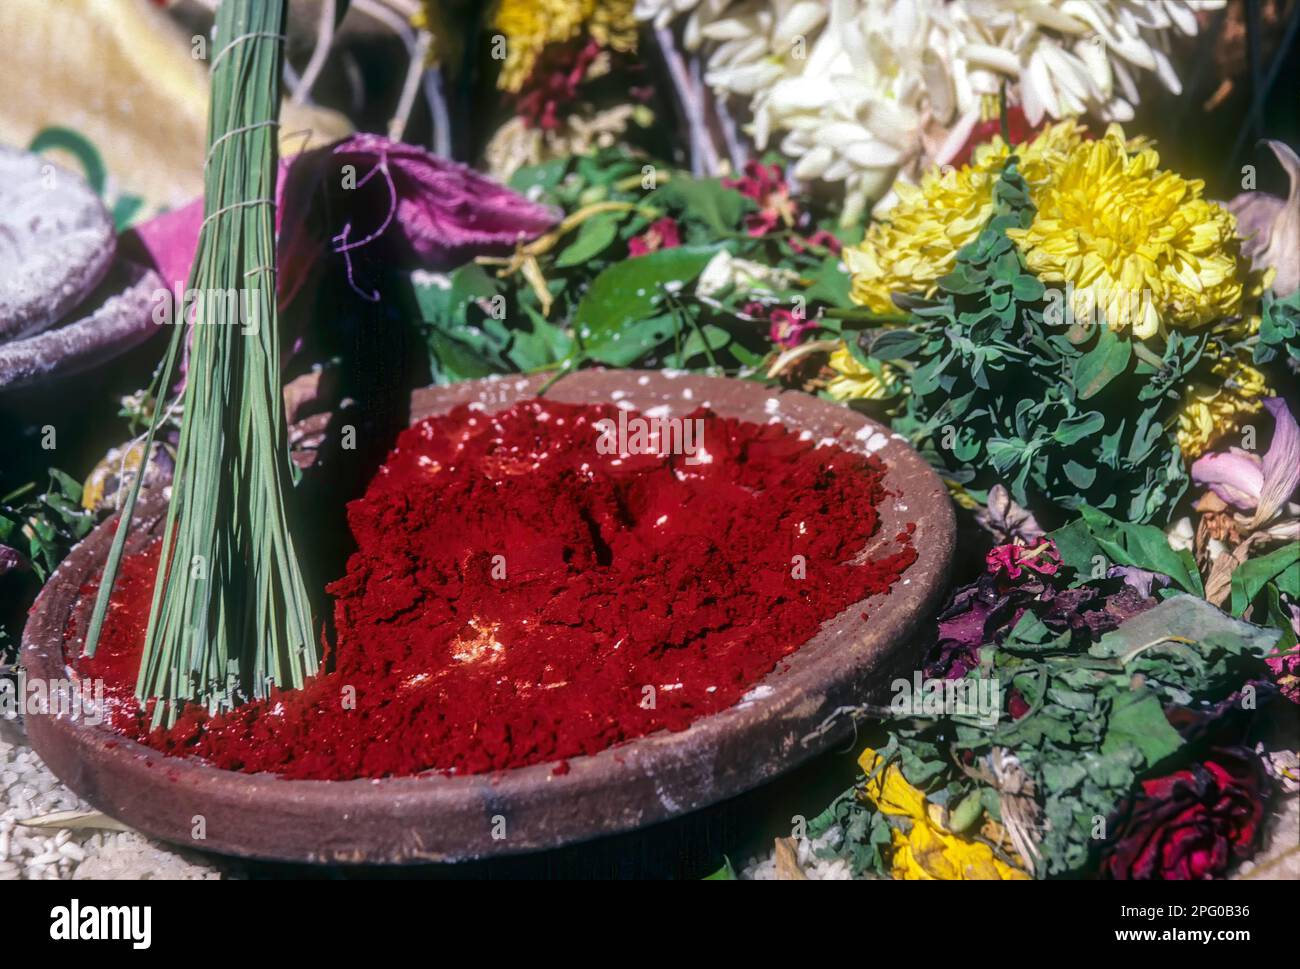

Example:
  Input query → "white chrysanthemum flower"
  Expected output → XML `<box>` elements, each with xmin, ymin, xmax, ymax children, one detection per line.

<box><xmin>637</xmin><ymin>0</ymin><xmax>1222</xmax><ymax>221</ymax></box>
<box><xmin>634</xmin><ymin>0</ymin><xmax>736</xmax><ymax>49</ymax></box>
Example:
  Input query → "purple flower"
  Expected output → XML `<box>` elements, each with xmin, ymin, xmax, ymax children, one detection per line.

<box><xmin>1106</xmin><ymin>564</ymin><xmax>1171</xmax><ymax>599</ymax></box>
<box><xmin>306</xmin><ymin>134</ymin><xmax>560</xmax><ymax>297</ymax></box>
<box><xmin>128</xmin><ymin>135</ymin><xmax>560</xmax><ymax>306</ymax></box>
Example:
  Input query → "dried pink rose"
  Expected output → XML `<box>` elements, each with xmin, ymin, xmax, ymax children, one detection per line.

<box><xmin>986</xmin><ymin>540</ymin><xmax>1061</xmax><ymax>580</ymax></box>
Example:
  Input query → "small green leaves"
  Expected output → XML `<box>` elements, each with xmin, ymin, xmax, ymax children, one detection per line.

<box><xmin>1073</xmin><ymin>325</ymin><xmax>1132</xmax><ymax>400</ymax></box>
<box><xmin>883</xmin><ymin>163</ymin><xmax>1195</xmax><ymax>522</ymax></box>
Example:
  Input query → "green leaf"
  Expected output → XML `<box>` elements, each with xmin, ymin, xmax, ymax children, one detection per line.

<box><xmin>644</xmin><ymin>177</ymin><xmax>745</xmax><ymax>235</ymax></box>
<box><xmin>1053</xmin><ymin>411</ymin><xmax>1106</xmax><ymax>445</ymax></box>
<box><xmin>803</xmin><ymin>255</ymin><xmax>853</xmax><ymax>307</ymax></box>
<box><xmin>703</xmin><ymin>857</ymin><xmax>737</xmax><ymax>880</ymax></box>
<box><xmin>868</xmin><ymin>328</ymin><xmax>926</xmax><ymax>360</ymax></box>
<box><xmin>1079</xmin><ymin>505</ymin><xmax>1204</xmax><ymax>596</ymax></box>
<box><xmin>1102</xmin><ymin>691</ymin><xmax>1184</xmax><ymax>766</ymax></box>
<box><xmin>1230</xmin><ymin>542</ymin><xmax>1300</xmax><ymax>617</ymax></box>
<box><xmin>574</xmin><ymin>246</ymin><xmax>719</xmax><ymax>364</ymax></box>
<box><xmin>1073</xmin><ymin>325</ymin><xmax>1132</xmax><ymax>399</ymax></box>
<box><xmin>1091</xmin><ymin>594</ymin><xmax>1278</xmax><ymax>665</ymax></box>
<box><xmin>555</xmin><ymin>212</ymin><xmax>623</xmax><ymax>267</ymax></box>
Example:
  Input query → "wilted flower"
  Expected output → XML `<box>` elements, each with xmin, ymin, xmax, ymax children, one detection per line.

<box><xmin>132</xmin><ymin>134</ymin><xmax>559</xmax><ymax>306</ymax></box>
<box><xmin>1192</xmin><ymin>397</ymin><xmax>1300</xmax><ymax>529</ymax></box>
<box><xmin>825</xmin><ymin>345</ymin><xmax>901</xmax><ymax>401</ymax></box>
<box><xmin>1101</xmin><ymin>746</ymin><xmax>1267</xmax><ymax>880</ymax></box>
<box><xmin>0</xmin><ymin>544</ymin><xmax>24</xmax><ymax>578</ymax></box>
<box><xmin>747</xmin><ymin>304</ymin><xmax>816</xmax><ymax>348</ymax></box>
<box><xmin>695</xmin><ymin>248</ymin><xmax>799</xmax><ymax>297</ymax></box>
<box><xmin>986</xmin><ymin>540</ymin><xmax>1060</xmax><ymax>581</ymax></box>
<box><xmin>628</xmin><ymin>216</ymin><xmax>683</xmax><ymax>256</ymax></box>
<box><xmin>859</xmin><ymin>748</ymin><xmax>1031</xmax><ymax>881</ymax></box>
<box><xmin>974</xmin><ymin>483</ymin><xmax>1044</xmax><ymax>546</ymax></box>
<box><xmin>724</xmin><ymin>161</ymin><xmax>797</xmax><ymax>237</ymax></box>
<box><xmin>1227</xmin><ymin>139</ymin><xmax>1299</xmax><ymax>298</ymax></box>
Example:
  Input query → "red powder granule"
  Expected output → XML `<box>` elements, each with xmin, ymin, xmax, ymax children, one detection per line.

<box><xmin>72</xmin><ymin>399</ymin><xmax>916</xmax><ymax>779</ymax></box>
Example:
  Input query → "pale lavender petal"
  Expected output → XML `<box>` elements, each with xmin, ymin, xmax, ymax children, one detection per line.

<box><xmin>1191</xmin><ymin>447</ymin><xmax>1264</xmax><ymax>510</ymax></box>
<box><xmin>1106</xmin><ymin>564</ymin><xmax>1169</xmax><ymax>599</ymax></box>
<box><xmin>1252</xmin><ymin>397</ymin><xmax>1300</xmax><ymax>526</ymax></box>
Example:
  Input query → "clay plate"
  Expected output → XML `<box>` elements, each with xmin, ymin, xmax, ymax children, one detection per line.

<box><xmin>22</xmin><ymin>370</ymin><xmax>954</xmax><ymax>864</ymax></box>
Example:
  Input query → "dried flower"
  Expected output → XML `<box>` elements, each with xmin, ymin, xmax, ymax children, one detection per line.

<box><xmin>628</xmin><ymin>216</ymin><xmax>682</xmax><ymax>256</ymax></box>
<box><xmin>1192</xmin><ymin>397</ymin><xmax>1300</xmax><ymax>528</ymax></box>
<box><xmin>1101</xmin><ymin>747</ymin><xmax>1267</xmax><ymax>880</ymax></box>
<box><xmin>825</xmin><ymin>346</ymin><xmax>901</xmax><ymax>401</ymax></box>
<box><xmin>724</xmin><ymin>160</ymin><xmax>797</xmax><ymax>237</ymax></box>
<box><xmin>974</xmin><ymin>483</ymin><xmax>1045</xmax><ymax>546</ymax></box>
<box><xmin>859</xmin><ymin>748</ymin><xmax>1030</xmax><ymax>881</ymax></box>
<box><xmin>986</xmin><ymin>540</ymin><xmax>1060</xmax><ymax>581</ymax></box>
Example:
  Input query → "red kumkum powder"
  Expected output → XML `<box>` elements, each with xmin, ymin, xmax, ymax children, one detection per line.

<box><xmin>72</xmin><ymin>399</ymin><xmax>916</xmax><ymax>779</ymax></box>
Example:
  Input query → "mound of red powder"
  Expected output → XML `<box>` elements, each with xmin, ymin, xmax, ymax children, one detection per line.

<box><xmin>74</xmin><ymin>399</ymin><xmax>916</xmax><ymax>779</ymax></box>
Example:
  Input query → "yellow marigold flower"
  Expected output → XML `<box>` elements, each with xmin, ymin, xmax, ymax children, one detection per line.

<box><xmin>845</xmin><ymin>120</ymin><xmax>1086</xmax><ymax>313</ymax></box>
<box><xmin>1177</xmin><ymin>353</ymin><xmax>1269</xmax><ymax>458</ymax></box>
<box><xmin>586</xmin><ymin>0</ymin><xmax>637</xmax><ymax>56</ymax></box>
<box><xmin>1008</xmin><ymin>124</ymin><xmax>1257</xmax><ymax>340</ymax></box>
<box><xmin>492</xmin><ymin>0</ymin><xmax>637</xmax><ymax>93</ymax></box>
<box><xmin>826</xmin><ymin>345</ymin><xmax>901</xmax><ymax>401</ymax></box>
<box><xmin>859</xmin><ymin>748</ymin><xmax>1030</xmax><ymax>881</ymax></box>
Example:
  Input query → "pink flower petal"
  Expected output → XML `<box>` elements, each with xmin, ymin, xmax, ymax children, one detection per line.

<box><xmin>1252</xmin><ymin>397</ymin><xmax>1300</xmax><ymax>526</ymax></box>
<box><xmin>1192</xmin><ymin>447</ymin><xmax>1264</xmax><ymax>511</ymax></box>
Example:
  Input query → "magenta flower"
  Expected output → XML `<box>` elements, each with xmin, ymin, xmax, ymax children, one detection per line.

<box><xmin>628</xmin><ymin>217</ymin><xmax>682</xmax><ymax>257</ymax></box>
<box><xmin>1192</xmin><ymin>398</ymin><xmax>1300</xmax><ymax>527</ymax></box>
<box><xmin>127</xmin><ymin>134</ymin><xmax>559</xmax><ymax>305</ymax></box>
<box><xmin>986</xmin><ymin>540</ymin><xmax>1061</xmax><ymax>580</ymax></box>
<box><xmin>724</xmin><ymin>161</ymin><xmax>797</xmax><ymax>238</ymax></box>
<box><xmin>767</xmin><ymin>308</ymin><xmax>815</xmax><ymax>348</ymax></box>
<box><xmin>306</xmin><ymin>134</ymin><xmax>560</xmax><ymax>298</ymax></box>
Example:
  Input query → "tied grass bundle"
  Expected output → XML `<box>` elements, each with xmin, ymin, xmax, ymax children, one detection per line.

<box><xmin>84</xmin><ymin>0</ymin><xmax>317</xmax><ymax>728</ymax></box>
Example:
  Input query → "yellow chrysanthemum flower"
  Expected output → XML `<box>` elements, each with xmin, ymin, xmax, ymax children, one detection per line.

<box><xmin>1177</xmin><ymin>353</ymin><xmax>1268</xmax><ymax>457</ymax></box>
<box><xmin>492</xmin><ymin>0</ymin><xmax>637</xmax><ymax>93</ymax></box>
<box><xmin>826</xmin><ymin>346</ymin><xmax>902</xmax><ymax>401</ymax></box>
<box><xmin>844</xmin><ymin>120</ymin><xmax>1087</xmax><ymax>314</ymax></box>
<box><xmin>1008</xmin><ymin>124</ymin><xmax>1258</xmax><ymax>340</ymax></box>
<box><xmin>859</xmin><ymin>749</ymin><xmax>1030</xmax><ymax>881</ymax></box>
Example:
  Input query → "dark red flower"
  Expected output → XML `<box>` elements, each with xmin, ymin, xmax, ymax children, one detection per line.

<box><xmin>790</xmin><ymin>229</ymin><xmax>842</xmax><ymax>255</ymax></box>
<box><xmin>628</xmin><ymin>217</ymin><xmax>682</xmax><ymax>257</ymax></box>
<box><xmin>725</xmin><ymin>161</ymin><xmax>797</xmax><ymax>238</ymax></box>
<box><xmin>515</xmin><ymin>38</ymin><xmax>604</xmax><ymax>131</ymax></box>
<box><xmin>1007</xmin><ymin>687</ymin><xmax>1031</xmax><ymax>720</ymax></box>
<box><xmin>948</xmin><ymin>106</ymin><xmax>1036</xmax><ymax>169</ymax></box>
<box><xmin>1101</xmin><ymin>747</ymin><xmax>1268</xmax><ymax>880</ymax></box>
